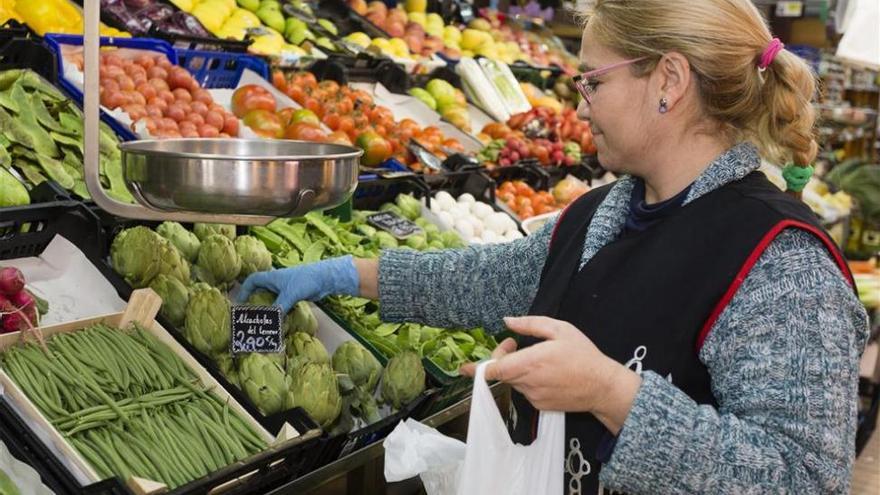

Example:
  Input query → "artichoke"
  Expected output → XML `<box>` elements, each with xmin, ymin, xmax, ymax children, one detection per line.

<box><xmin>215</xmin><ymin>352</ymin><xmax>240</xmax><ymax>388</ymax></box>
<box><xmin>155</xmin><ymin>239</ymin><xmax>191</xmax><ymax>285</ymax></box>
<box><xmin>239</xmin><ymin>353</ymin><xmax>288</xmax><ymax>415</ymax></box>
<box><xmin>332</xmin><ymin>341</ymin><xmax>382</xmax><ymax>393</ymax></box>
<box><xmin>110</xmin><ymin>226</ymin><xmax>165</xmax><ymax>288</ymax></box>
<box><xmin>156</xmin><ymin>221</ymin><xmax>201</xmax><ymax>262</ymax></box>
<box><xmin>246</xmin><ymin>290</ymin><xmax>317</xmax><ymax>337</ymax></box>
<box><xmin>290</xmin><ymin>301</ymin><xmax>318</xmax><ymax>336</ymax></box>
<box><xmin>194</xmin><ymin>234</ymin><xmax>242</xmax><ymax>288</ymax></box>
<box><xmin>381</xmin><ymin>351</ymin><xmax>425</xmax><ymax>410</ymax></box>
<box><xmin>285</xmin><ymin>362</ymin><xmax>341</xmax><ymax>428</ymax></box>
<box><xmin>286</xmin><ymin>332</ymin><xmax>329</xmax><ymax>369</ymax></box>
<box><xmin>184</xmin><ymin>286</ymin><xmax>231</xmax><ymax>357</ymax></box>
<box><xmin>149</xmin><ymin>274</ymin><xmax>190</xmax><ymax>327</ymax></box>
<box><xmin>374</xmin><ymin>231</ymin><xmax>398</xmax><ymax>249</ymax></box>
<box><xmin>193</xmin><ymin>223</ymin><xmax>236</xmax><ymax>241</ymax></box>
<box><xmin>234</xmin><ymin>235</ymin><xmax>273</xmax><ymax>280</ymax></box>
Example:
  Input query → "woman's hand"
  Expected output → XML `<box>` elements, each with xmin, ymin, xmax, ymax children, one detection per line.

<box><xmin>460</xmin><ymin>316</ymin><xmax>642</xmax><ymax>434</ymax></box>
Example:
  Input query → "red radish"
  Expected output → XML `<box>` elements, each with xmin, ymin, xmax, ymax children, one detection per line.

<box><xmin>0</xmin><ymin>267</ymin><xmax>24</xmax><ymax>295</ymax></box>
<box><xmin>2</xmin><ymin>312</ymin><xmax>22</xmax><ymax>333</ymax></box>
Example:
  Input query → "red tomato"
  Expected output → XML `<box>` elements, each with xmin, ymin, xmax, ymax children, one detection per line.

<box><xmin>355</xmin><ymin>131</ymin><xmax>392</xmax><ymax>166</ymax></box>
<box><xmin>326</xmin><ymin>131</ymin><xmax>352</xmax><ymax>146</ymax></box>
<box><xmin>242</xmin><ymin>109</ymin><xmax>283</xmax><ymax>138</ymax></box>
<box><xmin>231</xmin><ymin>85</ymin><xmax>277</xmax><ymax>118</ymax></box>
<box><xmin>284</xmin><ymin>122</ymin><xmax>328</xmax><ymax>142</ymax></box>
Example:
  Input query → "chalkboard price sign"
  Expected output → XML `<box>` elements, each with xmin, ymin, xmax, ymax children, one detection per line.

<box><xmin>367</xmin><ymin>211</ymin><xmax>423</xmax><ymax>239</ymax></box>
<box><xmin>230</xmin><ymin>305</ymin><xmax>284</xmax><ymax>354</ymax></box>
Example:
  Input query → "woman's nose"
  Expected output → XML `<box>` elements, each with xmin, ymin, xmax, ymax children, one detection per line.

<box><xmin>577</xmin><ymin>98</ymin><xmax>590</xmax><ymax>121</ymax></box>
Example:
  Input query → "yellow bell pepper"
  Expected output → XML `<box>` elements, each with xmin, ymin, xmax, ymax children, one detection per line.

<box><xmin>14</xmin><ymin>0</ymin><xmax>129</xmax><ymax>37</ymax></box>
<box><xmin>0</xmin><ymin>0</ymin><xmax>22</xmax><ymax>23</ymax></box>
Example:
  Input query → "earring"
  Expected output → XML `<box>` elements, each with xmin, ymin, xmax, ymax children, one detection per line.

<box><xmin>659</xmin><ymin>97</ymin><xmax>668</xmax><ymax>114</ymax></box>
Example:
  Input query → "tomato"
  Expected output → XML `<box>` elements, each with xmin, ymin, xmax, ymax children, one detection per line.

<box><xmin>318</xmin><ymin>80</ymin><xmax>340</xmax><ymax>95</ymax></box>
<box><xmin>272</xmin><ymin>71</ymin><xmax>288</xmax><ymax>92</ymax></box>
<box><xmin>326</xmin><ymin>131</ymin><xmax>352</xmax><ymax>146</ymax></box>
<box><xmin>514</xmin><ymin>181</ymin><xmax>533</xmax><ymax>196</ymax></box>
<box><xmin>373</xmin><ymin>124</ymin><xmax>387</xmax><ymax>137</ymax></box>
<box><xmin>337</xmin><ymin>116</ymin><xmax>355</xmax><ymax>136</ymax></box>
<box><xmin>297</xmin><ymin>71</ymin><xmax>318</xmax><ymax>88</ymax></box>
<box><xmin>277</xmin><ymin>107</ymin><xmax>296</xmax><ymax>127</ymax></box>
<box><xmin>242</xmin><ymin>109</ymin><xmax>283</xmax><ymax>138</ymax></box>
<box><xmin>336</xmin><ymin>98</ymin><xmax>353</xmax><ymax>114</ymax></box>
<box><xmin>355</xmin><ymin>131</ymin><xmax>392</xmax><ymax>166</ymax></box>
<box><xmin>303</xmin><ymin>98</ymin><xmax>323</xmax><ymax>118</ymax></box>
<box><xmin>287</xmin><ymin>86</ymin><xmax>305</xmax><ymax>105</ymax></box>
<box><xmin>284</xmin><ymin>122</ymin><xmax>328</xmax><ymax>142</ymax></box>
<box><xmin>290</xmin><ymin>108</ymin><xmax>321</xmax><ymax>126</ymax></box>
<box><xmin>443</xmin><ymin>139</ymin><xmax>464</xmax><ymax>153</ymax></box>
<box><xmin>231</xmin><ymin>85</ymin><xmax>277</xmax><ymax>118</ymax></box>
<box><xmin>322</xmin><ymin>112</ymin><xmax>341</xmax><ymax>131</ymax></box>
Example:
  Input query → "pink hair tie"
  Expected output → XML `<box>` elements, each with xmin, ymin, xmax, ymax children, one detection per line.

<box><xmin>758</xmin><ymin>38</ymin><xmax>784</xmax><ymax>71</ymax></box>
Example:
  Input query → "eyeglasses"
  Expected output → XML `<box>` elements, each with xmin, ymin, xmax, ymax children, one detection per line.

<box><xmin>572</xmin><ymin>57</ymin><xmax>648</xmax><ymax>104</ymax></box>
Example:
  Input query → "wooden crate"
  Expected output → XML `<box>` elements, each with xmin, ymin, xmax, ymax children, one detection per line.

<box><xmin>0</xmin><ymin>289</ymin><xmax>305</xmax><ymax>494</ymax></box>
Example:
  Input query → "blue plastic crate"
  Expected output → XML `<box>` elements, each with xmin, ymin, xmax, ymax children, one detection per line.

<box><xmin>175</xmin><ymin>48</ymin><xmax>269</xmax><ymax>89</ymax></box>
<box><xmin>43</xmin><ymin>34</ymin><xmax>178</xmax><ymax>141</ymax></box>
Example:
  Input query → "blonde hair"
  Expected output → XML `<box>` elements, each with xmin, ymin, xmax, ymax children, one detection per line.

<box><xmin>583</xmin><ymin>0</ymin><xmax>818</xmax><ymax>172</ymax></box>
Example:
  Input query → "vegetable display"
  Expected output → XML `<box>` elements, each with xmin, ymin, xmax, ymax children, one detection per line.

<box><xmin>0</xmin><ymin>323</ymin><xmax>266</xmax><ymax>488</ymax></box>
<box><xmin>428</xmin><ymin>191</ymin><xmax>522</xmax><ymax>244</ymax></box>
<box><xmin>65</xmin><ymin>50</ymin><xmax>240</xmax><ymax>139</ymax></box>
<box><xmin>0</xmin><ymin>266</ymin><xmax>48</xmax><ymax>334</ymax></box>
<box><xmin>498</xmin><ymin>178</ymin><xmax>589</xmax><ymax>220</ymax></box>
<box><xmin>274</xmin><ymin>72</ymin><xmax>467</xmax><ymax>172</ymax></box>
<box><xmin>0</xmin><ymin>69</ymin><xmax>131</xmax><ymax>202</ymax></box>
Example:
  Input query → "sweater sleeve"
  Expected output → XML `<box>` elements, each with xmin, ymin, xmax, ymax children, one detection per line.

<box><xmin>600</xmin><ymin>229</ymin><xmax>869</xmax><ymax>494</ymax></box>
<box><xmin>377</xmin><ymin>216</ymin><xmax>557</xmax><ymax>334</ymax></box>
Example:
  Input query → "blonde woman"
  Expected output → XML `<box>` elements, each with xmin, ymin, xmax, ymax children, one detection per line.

<box><xmin>241</xmin><ymin>0</ymin><xmax>869</xmax><ymax>492</ymax></box>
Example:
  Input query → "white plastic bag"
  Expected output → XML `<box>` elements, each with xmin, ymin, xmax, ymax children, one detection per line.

<box><xmin>384</xmin><ymin>361</ymin><xmax>565</xmax><ymax>495</ymax></box>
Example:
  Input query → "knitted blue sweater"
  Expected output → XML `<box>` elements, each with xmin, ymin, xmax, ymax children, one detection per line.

<box><xmin>378</xmin><ymin>143</ymin><xmax>869</xmax><ymax>493</ymax></box>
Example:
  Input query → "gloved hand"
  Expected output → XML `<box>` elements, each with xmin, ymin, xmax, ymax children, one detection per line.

<box><xmin>236</xmin><ymin>255</ymin><xmax>360</xmax><ymax>313</ymax></box>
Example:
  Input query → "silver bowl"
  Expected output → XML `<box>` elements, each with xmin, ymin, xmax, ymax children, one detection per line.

<box><xmin>118</xmin><ymin>139</ymin><xmax>362</xmax><ymax>217</ymax></box>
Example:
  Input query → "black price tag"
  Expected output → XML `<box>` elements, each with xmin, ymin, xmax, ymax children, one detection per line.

<box><xmin>367</xmin><ymin>211</ymin><xmax>423</xmax><ymax>239</ymax></box>
<box><xmin>230</xmin><ymin>305</ymin><xmax>284</xmax><ymax>354</ymax></box>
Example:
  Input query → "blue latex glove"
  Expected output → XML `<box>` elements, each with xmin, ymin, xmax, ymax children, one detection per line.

<box><xmin>236</xmin><ymin>255</ymin><xmax>360</xmax><ymax>313</ymax></box>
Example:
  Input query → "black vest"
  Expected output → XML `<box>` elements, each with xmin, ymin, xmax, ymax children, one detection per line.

<box><xmin>512</xmin><ymin>172</ymin><xmax>852</xmax><ymax>495</ymax></box>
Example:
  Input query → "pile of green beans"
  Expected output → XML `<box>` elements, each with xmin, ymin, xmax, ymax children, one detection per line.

<box><xmin>1</xmin><ymin>323</ymin><xmax>267</xmax><ymax>489</ymax></box>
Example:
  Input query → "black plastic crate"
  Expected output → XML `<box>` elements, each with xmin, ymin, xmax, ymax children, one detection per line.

<box><xmin>488</xmin><ymin>161</ymin><xmax>550</xmax><ymax>191</ymax></box>
<box><xmin>353</xmin><ymin>173</ymin><xmax>431</xmax><ymax>211</ymax></box>
<box><xmin>309</xmin><ymin>54</ymin><xmax>411</xmax><ymax>94</ymax></box>
<box><xmin>0</xmin><ymin>30</ymin><xmax>58</xmax><ymax>84</ymax></box>
<box><xmin>314</xmin><ymin>0</ymin><xmax>389</xmax><ymax>40</ymax></box>
<box><xmin>148</xmin><ymin>28</ymin><xmax>252</xmax><ymax>53</ymax></box>
<box><xmin>0</xmin><ymin>397</ymin><xmax>130</xmax><ymax>495</ymax></box>
<box><xmin>421</xmin><ymin>169</ymin><xmax>497</xmax><ymax>204</ymax></box>
<box><xmin>0</xmin><ymin>200</ymin><xmax>106</xmax><ymax>263</ymax></box>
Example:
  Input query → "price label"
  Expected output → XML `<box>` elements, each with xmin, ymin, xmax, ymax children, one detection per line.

<box><xmin>367</xmin><ymin>211</ymin><xmax>423</xmax><ymax>239</ymax></box>
<box><xmin>230</xmin><ymin>305</ymin><xmax>284</xmax><ymax>354</ymax></box>
<box><xmin>776</xmin><ymin>1</ymin><xmax>803</xmax><ymax>17</ymax></box>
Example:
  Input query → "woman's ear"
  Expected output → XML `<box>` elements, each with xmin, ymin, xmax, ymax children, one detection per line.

<box><xmin>654</xmin><ymin>52</ymin><xmax>693</xmax><ymax>112</ymax></box>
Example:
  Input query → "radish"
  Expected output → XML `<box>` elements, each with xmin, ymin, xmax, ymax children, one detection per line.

<box><xmin>0</xmin><ymin>267</ymin><xmax>24</xmax><ymax>295</ymax></box>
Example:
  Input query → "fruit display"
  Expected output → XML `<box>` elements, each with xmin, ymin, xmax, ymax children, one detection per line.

<box><xmin>427</xmin><ymin>190</ymin><xmax>523</xmax><ymax>244</ymax></box>
<box><xmin>0</xmin><ymin>266</ymin><xmax>48</xmax><ymax>333</ymax></box>
<box><xmin>275</xmin><ymin>71</ymin><xmax>468</xmax><ymax>171</ymax></box>
<box><xmin>520</xmin><ymin>81</ymin><xmax>565</xmax><ymax>112</ymax></box>
<box><xmin>850</xmin><ymin>260</ymin><xmax>880</xmax><ymax>308</ymax></box>
<box><xmin>169</xmin><ymin>0</ymin><xmax>318</xmax><ymax>57</ymax></box>
<box><xmin>408</xmin><ymin>78</ymin><xmax>471</xmax><ymax>133</ymax></box>
<box><xmin>0</xmin><ymin>69</ymin><xmax>131</xmax><ymax>202</ymax></box>
<box><xmin>346</xmin><ymin>1</ymin><xmax>453</xmax><ymax>60</ymax></box>
<box><xmin>86</xmin><ymin>50</ymin><xmax>240</xmax><ymax>139</ymax></box>
<box><xmin>0</xmin><ymin>321</ymin><xmax>267</xmax><ymax>488</ymax></box>
<box><xmin>477</xmin><ymin>106</ymin><xmax>595</xmax><ymax>168</ymax></box>
<box><xmin>497</xmin><ymin>177</ymin><xmax>589</xmax><ymax>220</ymax></box>
<box><xmin>476</xmin><ymin>10</ymin><xmax>580</xmax><ymax>73</ymax></box>
<box><xmin>99</xmin><ymin>0</ymin><xmax>211</xmax><ymax>37</ymax></box>
<box><xmin>1</xmin><ymin>0</ymin><xmax>129</xmax><ymax>37</ymax></box>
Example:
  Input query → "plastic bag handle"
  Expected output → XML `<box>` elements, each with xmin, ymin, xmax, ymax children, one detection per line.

<box><xmin>472</xmin><ymin>360</ymin><xmax>514</xmax><ymax>446</ymax></box>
